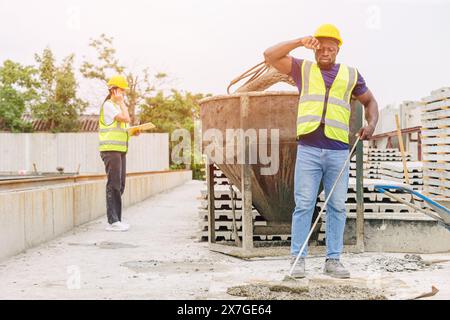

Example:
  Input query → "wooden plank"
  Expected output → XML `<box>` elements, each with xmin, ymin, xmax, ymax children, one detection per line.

<box><xmin>423</xmin><ymin>153</ymin><xmax>450</xmax><ymax>161</ymax></box>
<box><xmin>423</xmin><ymin>177</ymin><xmax>450</xmax><ymax>189</ymax></box>
<box><xmin>421</xmin><ymin>108</ymin><xmax>450</xmax><ymax>121</ymax></box>
<box><xmin>422</xmin><ymin>117</ymin><xmax>450</xmax><ymax>128</ymax></box>
<box><xmin>421</xmin><ymin>127</ymin><xmax>450</xmax><ymax>137</ymax></box>
<box><xmin>422</xmin><ymin>89</ymin><xmax>450</xmax><ymax>103</ymax></box>
<box><xmin>421</xmin><ymin>137</ymin><xmax>450</xmax><ymax>145</ymax></box>
<box><xmin>422</xmin><ymin>190</ymin><xmax>450</xmax><ymax>202</ymax></box>
<box><xmin>423</xmin><ymin>186</ymin><xmax>450</xmax><ymax>198</ymax></box>
<box><xmin>422</xmin><ymin>162</ymin><xmax>450</xmax><ymax>170</ymax></box>
<box><xmin>423</xmin><ymin>145</ymin><xmax>450</xmax><ymax>153</ymax></box>
<box><xmin>422</xmin><ymin>98</ymin><xmax>450</xmax><ymax>112</ymax></box>
<box><xmin>423</xmin><ymin>169</ymin><xmax>450</xmax><ymax>180</ymax></box>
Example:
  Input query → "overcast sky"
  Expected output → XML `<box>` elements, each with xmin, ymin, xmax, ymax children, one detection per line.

<box><xmin>1</xmin><ymin>0</ymin><xmax>449</xmax><ymax>111</ymax></box>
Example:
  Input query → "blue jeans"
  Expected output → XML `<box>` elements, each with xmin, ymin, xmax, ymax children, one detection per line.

<box><xmin>291</xmin><ymin>144</ymin><xmax>350</xmax><ymax>259</ymax></box>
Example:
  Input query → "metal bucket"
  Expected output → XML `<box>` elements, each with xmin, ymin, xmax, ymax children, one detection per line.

<box><xmin>200</xmin><ymin>91</ymin><xmax>360</xmax><ymax>225</ymax></box>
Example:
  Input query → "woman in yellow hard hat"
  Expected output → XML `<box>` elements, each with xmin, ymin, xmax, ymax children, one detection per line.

<box><xmin>99</xmin><ymin>75</ymin><xmax>139</xmax><ymax>232</ymax></box>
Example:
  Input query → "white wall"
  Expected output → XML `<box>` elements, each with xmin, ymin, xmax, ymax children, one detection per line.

<box><xmin>374</xmin><ymin>101</ymin><xmax>422</xmax><ymax>136</ymax></box>
<box><xmin>0</xmin><ymin>133</ymin><xmax>170</xmax><ymax>174</ymax></box>
<box><xmin>0</xmin><ymin>170</ymin><xmax>192</xmax><ymax>261</ymax></box>
<box><xmin>374</xmin><ymin>104</ymin><xmax>396</xmax><ymax>136</ymax></box>
<box><xmin>372</xmin><ymin>101</ymin><xmax>422</xmax><ymax>161</ymax></box>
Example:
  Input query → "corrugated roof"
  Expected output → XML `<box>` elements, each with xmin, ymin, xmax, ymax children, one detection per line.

<box><xmin>21</xmin><ymin>114</ymin><xmax>100</xmax><ymax>132</ymax></box>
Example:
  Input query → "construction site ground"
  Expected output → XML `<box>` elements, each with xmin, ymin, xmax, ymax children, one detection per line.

<box><xmin>0</xmin><ymin>180</ymin><xmax>448</xmax><ymax>300</ymax></box>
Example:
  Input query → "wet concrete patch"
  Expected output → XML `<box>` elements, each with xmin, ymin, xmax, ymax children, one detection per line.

<box><xmin>97</xmin><ymin>242</ymin><xmax>139</xmax><ymax>249</ymax></box>
<box><xmin>121</xmin><ymin>259</ymin><xmax>226</xmax><ymax>274</ymax></box>
<box><xmin>227</xmin><ymin>283</ymin><xmax>387</xmax><ymax>300</ymax></box>
<box><xmin>68</xmin><ymin>242</ymin><xmax>138</xmax><ymax>249</ymax></box>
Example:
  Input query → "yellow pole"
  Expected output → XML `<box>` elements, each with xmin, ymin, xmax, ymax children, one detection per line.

<box><xmin>395</xmin><ymin>114</ymin><xmax>410</xmax><ymax>186</ymax></box>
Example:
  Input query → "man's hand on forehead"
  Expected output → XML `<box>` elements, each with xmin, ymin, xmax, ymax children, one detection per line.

<box><xmin>301</xmin><ymin>36</ymin><xmax>320</xmax><ymax>50</ymax></box>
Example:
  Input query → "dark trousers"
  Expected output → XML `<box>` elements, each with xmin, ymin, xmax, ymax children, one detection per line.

<box><xmin>100</xmin><ymin>151</ymin><xmax>127</xmax><ymax>224</ymax></box>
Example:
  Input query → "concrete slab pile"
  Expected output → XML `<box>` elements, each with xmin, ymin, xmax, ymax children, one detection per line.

<box><xmin>350</xmin><ymin>145</ymin><xmax>412</xmax><ymax>180</ymax></box>
<box><xmin>421</xmin><ymin>87</ymin><xmax>450</xmax><ymax>200</ymax></box>
<box><xmin>197</xmin><ymin>167</ymin><xmax>450</xmax><ymax>253</ymax></box>
<box><xmin>379</xmin><ymin>161</ymin><xmax>423</xmax><ymax>190</ymax></box>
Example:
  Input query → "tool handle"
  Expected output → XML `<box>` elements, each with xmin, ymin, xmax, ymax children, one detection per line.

<box><xmin>395</xmin><ymin>114</ymin><xmax>410</xmax><ymax>185</ymax></box>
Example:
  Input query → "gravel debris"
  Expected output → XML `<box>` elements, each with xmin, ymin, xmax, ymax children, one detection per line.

<box><xmin>365</xmin><ymin>254</ymin><xmax>440</xmax><ymax>273</ymax></box>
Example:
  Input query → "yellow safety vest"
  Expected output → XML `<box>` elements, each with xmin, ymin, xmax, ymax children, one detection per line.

<box><xmin>98</xmin><ymin>100</ymin><xmax>129</xmax><ymax>153</ymax></box>
<box><xmin>296</xmin><ymin>61</ymin><xmax>358</xmax><ymax>144</ymax></box>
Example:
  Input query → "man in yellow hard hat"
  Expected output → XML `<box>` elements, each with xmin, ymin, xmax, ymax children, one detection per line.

<box><xmin>99</xmin><ymin>75</ymin><xmax>139</xmax><ymax>232</ymax></box>
<box><xmin>264</xmin><ymin>24</ymin><xmax>379</xmax><ymax>278</ymax></box>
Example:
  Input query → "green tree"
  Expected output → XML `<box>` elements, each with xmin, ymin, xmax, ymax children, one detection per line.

<box><xmin>80</xmin><ymin>34</ymin><xmax>167</xmax><ymax>124</ymax></box>
<box><xmin>0</xmin><ymin>60</ymin><xmax>38</xmax><ymax>132</ymax></box>
<box><xmin>140</xmin><ymin>90</ymin><xmax>210</xmax><ymax>179</ymax></box>
<box><xmin>33</xmin><ymin>47</ymin><xmax>87</xmax><ymax>132</ymax></box>
<box><xmin>141</xmin><ymin>90</ymin><xmax>203</xmax><ymax>133</ymax></box>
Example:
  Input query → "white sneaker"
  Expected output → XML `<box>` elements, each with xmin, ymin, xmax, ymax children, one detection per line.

<box><xmin>120</xmin><ymin>221</ymin><xmax>130</xmax><ymax>229</ymax></box>
<box><xmin>106</xmin><ymin>222</ymin><xmax>129</xmax><ymax>232</ymax></box>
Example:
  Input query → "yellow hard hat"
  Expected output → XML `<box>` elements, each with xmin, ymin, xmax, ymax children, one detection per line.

<box><xmin>314</xmin><ymin>24</ymin><xmax>343</xmax><ymax>47</ymax></box>
<box><xmin>107</xmin><ymin>75</ymin><xmax>129</xmax><ymax>90</ymax></box>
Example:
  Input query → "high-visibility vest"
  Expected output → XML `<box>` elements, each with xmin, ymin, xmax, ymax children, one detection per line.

<box><xmin>98</xmin><ymin>100</ymin><xmax>129</xmax><ymax>152</ymax></box>
<box><xmin>296</xmin><ymin>60</ymin><xmax>358</xmax><ymax>144</ymax></box>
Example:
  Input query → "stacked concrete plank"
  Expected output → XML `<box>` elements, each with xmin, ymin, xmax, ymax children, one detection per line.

<box><xmin>198</xmin><ymin>165</ymin><xmax>287</xmax><ymax>242</ymax></box>
<box><xmin>303</xmin><ymin>178</ymin><xmax>417</xmax><ymax>243</ymax></box>
<box><xmin>199</xmin><ymin>165</ymin><xmax>417</xmax><ymax>242</ymax></box>
<box><xmin>421</xmin><ymin>87</ymin><xmax>450</xmax><ymax>200</ymax></box>
<box><xmin>349</xmin><ymin>162</ymin><xmax>380</xmax><ymax>179</ymax></box>
<box><xmin>350</xmin><ymin>146</ymin><xmax>412</xmax><ymax>179</ymax></box>
<box><xmin>317</xmin><ymin>178</ymin><xmax>416</xmax><ymax>214</ymax></box>
<box><xmin>379</xmin><ymin>161</ymin><xmax>423</xmax><ymax>190</ymax></box>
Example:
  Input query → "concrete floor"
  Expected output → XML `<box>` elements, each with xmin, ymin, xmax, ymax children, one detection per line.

<box><xmin>0</xmin><ymin>180</ymin><xmax>449</xmax><ymax>300</ymax></box>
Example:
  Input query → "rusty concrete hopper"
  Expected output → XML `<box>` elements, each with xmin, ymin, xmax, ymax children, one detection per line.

<box><xmin>200</xmin><ymin>91</ymin><xmax>361</xmax><ymax>226</ymax></box>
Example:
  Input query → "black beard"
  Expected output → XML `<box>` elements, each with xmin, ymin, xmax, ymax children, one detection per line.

<box><xmin>318</xmin><ymin>61</ymin><xmax>335</xmax><ymax>70</ymax></box>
